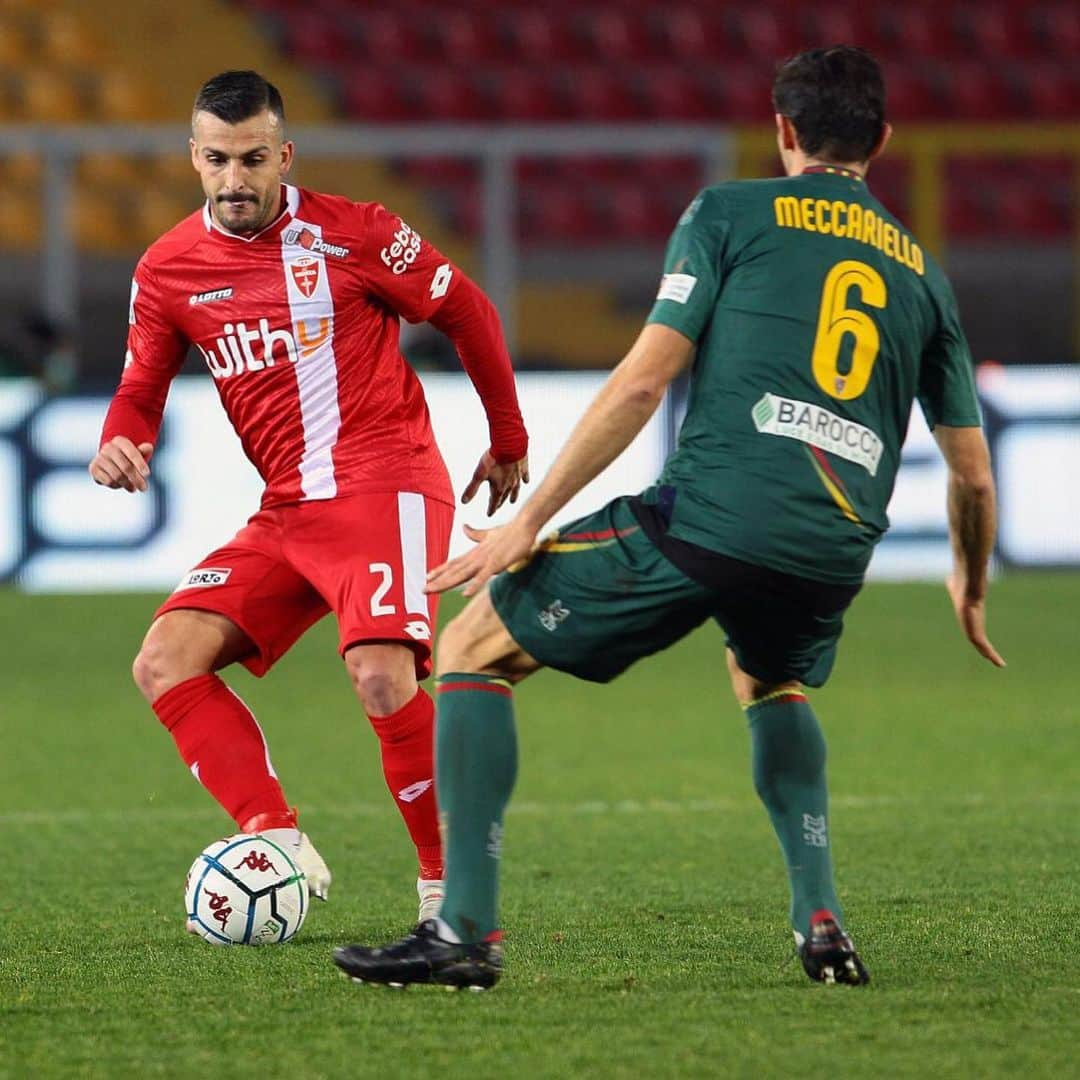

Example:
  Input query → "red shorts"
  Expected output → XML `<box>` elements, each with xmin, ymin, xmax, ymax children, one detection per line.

<box><xmin>156</xmin><ymin>492</ymin><xmax>454</xmax><ymax>679</ymax></box>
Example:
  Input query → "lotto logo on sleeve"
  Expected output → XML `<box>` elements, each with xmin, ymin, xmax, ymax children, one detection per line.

<box><xmin>175</xmin><ymin>568</ymin><xmax>232</xmax><ymax>591</ymax></box>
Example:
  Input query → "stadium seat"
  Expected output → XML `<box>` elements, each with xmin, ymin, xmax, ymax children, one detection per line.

<box><xmin>0</xmin><ymin>187</ymin><xmax>40</xmax><ymax>250</ymax></box>
<box><xmin>0</xmin><ymin>15</ymin><xmax>32</xmax><ymax>69</ymax></box>
<box><xmin>638</xmin><ymin>67</ymin><xmax>714</xmax><ymax>121</ymax></box>
<box><xmin>500</xmin><ymin>10</ymin><xmax>577</xmax><ymax>63</ymax></box>
<box><xmin>575</xmin><ymin>7</ymin><xmax>653</xmax><ymax>63</ymax></box>
<box><xmin>408</xmin><ymin>69</ymin><xmax>492</xmax><ymax>122</ymax></box>
<box><xmin>565</xmin><ymin>68</ymin><xmax>639</xmax><ymax>121</ymax></box>
<box><xmin>18</xmin><ymin>69</ymin><xmax>88</xmax><ymax>123</ymax></box>
<box><xmin>427</xmin><ymin>10</ymin><xmax>504</xmax><ymax>64</ymax></box>
<box><xmin>342</xmin><ymin>69</ymin><xmax>414</xmax><ymax>123</ymax></box>
<box><xmin>38</xmin><ymin>9</ymin><xmax>101</xmax><ymax>66</ymax></box>
<box><xmin>1021</xmin><ymin>62</ymin><xmax>1080</xmax><ymax>120</ymax></box>
<box><xmin>1035</xmin><ymin>2</ymin><xmax>1080</xmax><ymax>59</ymax></box>
<box><xmin>484</xmin><ymin>69</ymin><xmax>567</xmax><ymax>122</ymax></box>
<box><xmin>935</xmin><ymin>61</ymin><xmax>1015</xmax><ymax>120</ymax></box>
<box><xmin>650</xmin><ymin>6</ymin><xmax>723</xmax><ymax>61</ymax></box>
<box><xmin>352</xmin><ymin>12</ymin><xmax>425</xmax><ymax>63</ymax></box>
<box><xmin>96</xmin><ymin>70</ymin><xmax>161</xmax><ymax>123</ymax></box>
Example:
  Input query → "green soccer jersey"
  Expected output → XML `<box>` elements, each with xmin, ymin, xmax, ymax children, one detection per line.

<box><xmin>645</xmin><ymin>169</ymin><xmax>982</xmax><ymax>585</ymax></box>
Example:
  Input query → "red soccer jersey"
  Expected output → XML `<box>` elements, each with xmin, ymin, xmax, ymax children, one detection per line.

<box><xmin>103</xmin><ymin>184</ymin><xmax>527</xmax><ymax>508</ymax></box>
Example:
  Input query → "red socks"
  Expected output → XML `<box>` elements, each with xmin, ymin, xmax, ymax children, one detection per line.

<box><xmin>368</xmin><ymin>689</ymin><xmax>443</xmax><ymax>880</ymax></box>
<box><xmin>152</xmin><ymin>674</ymin><xmax>291</xmax><ymax>829</ymax></box>
<box><xmin>153</xmin><ymin>675</ymin><xmax>444</xmax><ymax>880</ymax></box>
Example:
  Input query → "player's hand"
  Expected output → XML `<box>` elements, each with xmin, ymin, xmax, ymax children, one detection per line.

<box><xmin>461</xmin><ymin>451</ymin><xmax>530</xmax><ymax>517</ymax></box>
<box><xmin>88</xmin><ymin>437</ymin><xmax>155</xmax><ymax>493</ymax></box>
<box><xmin>947</xmin><ymin>573</ymin><xmax>1006</xmax><ymax>667</ymax></box>
<box><xmin>425</xmin><ymin>517</ymin><xmax>538</xmax><ymax>596</ymax></box>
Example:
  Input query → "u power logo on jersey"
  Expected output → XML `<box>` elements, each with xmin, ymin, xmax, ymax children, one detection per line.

<box><xmin>195</xmin><ymin>319</ymin><xmax>333</xmax><ymax>380</ymax></box>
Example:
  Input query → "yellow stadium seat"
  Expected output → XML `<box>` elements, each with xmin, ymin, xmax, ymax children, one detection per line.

<box><xmin>70</xmin><ymin>186</ymin><xmax>126</xmax><ymax>253</ymax></box>
<box><xmin>96</xmin><ymin>70</ymin><xmax>161</xmax><ymax>122</ymax></box>
<box><xmin>19</xmin><ymin>69</ymin><xmax>88</xmax><ymax>122</ymax></box>
<box><xmin>134</xmin><ymin>189</ymin><xmax>196</xmax><ymax>246</ymax></box>
<box><xmin>0</xmin><ymin>15</ymin><xmax>33</xmax><ymax>68</ymax></box>
<box><xmin>39</xmin><ymin>10</ymin><xmax>100</xmax><ymax>66</ymax></box>
<box><xmin>77</xmin><ymin>151</ymin><xmax>142</xmax><ymax>189</ymax></box>
<box><xmin>0</xmin><ymin>188</ymin><xmax>41</xmax><ymax>250</ymax></box>
<box><xmin>0</xmin><ymin>151</ymin><xmax>43</xmax><ymax>186</ymax></box>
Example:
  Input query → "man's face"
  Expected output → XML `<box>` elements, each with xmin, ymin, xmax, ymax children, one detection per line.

<box><xmin>190</xmin><ymin>108</ymin><xmax>293</xmax><ymax>235</ymax></box>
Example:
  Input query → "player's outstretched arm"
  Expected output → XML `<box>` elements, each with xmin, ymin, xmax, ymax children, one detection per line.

<box><xmin>88</xmin><ymin>437</ymin><xmax>155</xmax><ymax>493</ymax></box>
<box><xmin>934</xmin><ymin>424</ymin><xmax>1005</xmax><ymax>668</ymax></box>
<box><xmin>426</xmin><ymin>323</ymin><xmax>694</xmax><ymax>595</ymax></box>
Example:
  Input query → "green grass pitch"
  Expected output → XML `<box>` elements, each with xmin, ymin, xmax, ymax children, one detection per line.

<box><xmin>2</xmin><ymin>576</ymin><xmax>1078</xmax><ymax>1078</ymax></box>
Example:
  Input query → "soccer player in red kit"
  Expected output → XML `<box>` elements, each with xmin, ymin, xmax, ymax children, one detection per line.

<box><xmin>88</xmin><ymin>70</ymin><xmax>529</xmax><ymax>923</ymax></box>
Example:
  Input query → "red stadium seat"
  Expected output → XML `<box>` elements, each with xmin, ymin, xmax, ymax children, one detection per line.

<box><xmin>1035</xmin><ymin>2</ymin><xmax>1080</xmax><ymax>60</ymax></box>
<box><xmin>565</xmin><ymin>68</ymin><xmax>638</xmax><ymax>121</ymax></box>
<box><xmin>352</xmin><ymin>12</ymin><xmax>425</xmax><ymax>63</ymax></box>
<box><xmin>652</xmin><ymin>6</ymin><xmax>725</xmax><ymax>61</ymax></box>
<box><xmin>876</xmin><ymin>7</ymin><xmax>955</xmax><ymax>59</ymax></box>
<box><xmin>952</xmin><ymin>4</ymin><xmax>1036</xmax><ymax>59</ymax></box>
<box><xmin>500</xmin><ymin>10</ymin><xmax>577</xmax><ymax>63</ymax></box>
<box><xmin>1021</xmin><ymin>62</ymin><xmax>1080</xmax><ymax>121</ymax></box>
<box><xmin>935</xmin><ymin>60</ymin><xmax>1016</xmax><ymax>121</ymax></box>
<box><xmin>709</xmin><ymin>63</ymin><xmax>775</xmax><ymax>124</ymax></box>
<box><xmin>880</xmin><ymin>67</ymin><xmax>937</xmax><ymax>122</ymax></box>
<box><xmin>342</xmin><ymin>69</ymin><xmax>414</xmax><ymax>123</ymax></box>
<box><xmin>283</xmin><ymin>12</ymin><xmax>349</xmax><ymax>64</ymax></box>
<box><xmin>638</xmin><ymin>67</ymin><xmax>714</xmax><ymax>121</ymax></box>
<box><xmin>415</xmin><ymin>68</ymin><xmax>494</xmax><ymax>122</ymax></box>
<box><xmin>575</xmin><ymin>7</ymin><xmax>653</xmax><ymax>63</ymax></box>
<box><xmin>427</xmin><ymin>10</ymin><xmax>504</xmax><ymax>64</ymax></box>
<box><xmin>728</xmin><ymin>6</ymin><xmax>806</xmax><ymax>61</ymax></box>
<box><xmin>483</xmin><ymin>69</ymin><xmax>567</xmax><ymax>122</ymax></box>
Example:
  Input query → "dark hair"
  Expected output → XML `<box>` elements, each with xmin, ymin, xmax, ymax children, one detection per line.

<box><xmin>772</xmin><ymin>47</ymin><xmax>885</xmax><ymax>163</ymax></box>
<box><xmin>193</xmin><ymin>70</ymin><xmax>285</xmax><ymax>125</ymax></box>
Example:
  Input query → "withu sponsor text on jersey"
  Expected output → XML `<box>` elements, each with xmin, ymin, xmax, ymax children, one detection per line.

<box><xmin>194</xmin><ymin>318</ymin><xmax>332</xmax><ymax>379</ymax></box>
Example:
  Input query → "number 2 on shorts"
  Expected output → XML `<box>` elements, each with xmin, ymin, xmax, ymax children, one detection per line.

<box><xmin>369</xmin><ymin>562</ymin><xmax>396</xmax><ymax>616</ymax></box>
<box><xmin>811</xmin><ymin>259</ymin><xmax>887</xmax><ymax>401</ymax></box>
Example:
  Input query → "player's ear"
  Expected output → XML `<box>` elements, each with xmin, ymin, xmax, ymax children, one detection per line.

<box><xmin>279</xmin><ymin>139</ymin><xmax>294</xmax><ymax>176</ymax></box>
<box><xmin>189</xmin><ymin>137</ymin><xmax>199</xmax><ymax>171</ymax></box>
<box><xmin>868</xmin><ymin>122</ymin><xmax>893</xmax><ymax>162</ymax></box>
<box><xmin>775</xmin><ymin>113</ymin><xmax>798</xmax><ymax>152</ymax></box>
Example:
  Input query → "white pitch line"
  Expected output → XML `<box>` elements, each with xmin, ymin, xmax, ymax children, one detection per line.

<box><xmin>0</xmin><ymin>790</ymin><xmax>1055</xmax><ymax>828</ymax></box>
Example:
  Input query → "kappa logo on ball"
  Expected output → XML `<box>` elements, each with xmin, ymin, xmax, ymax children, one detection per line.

<box><xmin>175</xmin><ymin>567</ymin><xmax>232</xmax><ymax>590</ymax></box>
<box><xmin>289</xmin><ymin>256</ymin><xmax>321</xmax><ymax>299</ymax></box>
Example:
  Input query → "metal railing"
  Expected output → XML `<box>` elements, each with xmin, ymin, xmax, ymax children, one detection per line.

<box><xmin>0</xmin><ymin>124</ymin><xmax>734</xmax><ymax>353</ymax></box>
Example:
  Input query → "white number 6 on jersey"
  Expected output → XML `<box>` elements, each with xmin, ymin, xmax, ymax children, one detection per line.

<box><xmin>369</xmin><ymin>562</ymin><xmax>396</xmax><ymax>616</ymax></box>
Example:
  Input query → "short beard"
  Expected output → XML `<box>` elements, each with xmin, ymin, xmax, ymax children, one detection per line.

<box><xmin>214</xmin><ymin>195</ymin><xmax>273</xmax><ymax>236</ymax></box>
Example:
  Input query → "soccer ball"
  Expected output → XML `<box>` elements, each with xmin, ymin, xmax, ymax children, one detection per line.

<box><xmin>184</xmin><ymin>834</ymin><xmax>309</xmax><ymax>946</ymax></box>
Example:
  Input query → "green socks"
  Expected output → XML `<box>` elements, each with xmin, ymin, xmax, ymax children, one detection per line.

<box><xmin>435</xmin><ymin>673</ymin><xmax>518</xmax><ymax>943</ymax></box>
<box><xmin>746</xmin><ymin>691</ymin><xmax>842</xmax><ymax>936</ymax></box>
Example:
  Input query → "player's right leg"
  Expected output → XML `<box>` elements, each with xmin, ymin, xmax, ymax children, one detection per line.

<box><xmin>333</xmin><ymin>495</ymin><xmax>712</xmax><ymax>989</ymax></box>
<box><xmin>332</xmin><ymin>587</ymin><xmax>536</xmax><ymax>989</ymax></box>
<box><xmin>137</xmin><ymin>524</ymin><xmax>333</xmax><ymax>900</ymax></box>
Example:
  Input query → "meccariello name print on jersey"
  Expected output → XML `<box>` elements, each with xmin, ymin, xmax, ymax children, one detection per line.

<box><xmin>195</xmin><ymin>318</ymin><xmax>332</xmax><ymax>379</ymax></box>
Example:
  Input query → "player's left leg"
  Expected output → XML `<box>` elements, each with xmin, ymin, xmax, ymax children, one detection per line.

<box><xmin>342</xmin><ymin>641</ymin><xmax>444</xmax><ymax>914</ymax></box>
<box><xmin>718</xmin><ymin>568</ymin><xmax>868</xmax><ymax>986</ymax></box>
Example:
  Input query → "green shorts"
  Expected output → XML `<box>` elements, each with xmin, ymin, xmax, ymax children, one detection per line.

<box><xmin>489</xmin><ymin>496</ymin><xmax>859</xmax><ymax>687</ymax></box>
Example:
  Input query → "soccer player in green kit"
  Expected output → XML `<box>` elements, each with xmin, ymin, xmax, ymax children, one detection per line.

<box><xmin>334</xmin><ymin>46</ymin><xmax>1004</xmax><ymax>990</ymax></box>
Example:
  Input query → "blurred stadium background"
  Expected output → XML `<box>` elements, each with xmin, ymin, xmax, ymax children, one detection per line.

<box><xmin>0</xmin><ymin>0</ymin><xmax>1077</xmax><ymax>588</ymax></box>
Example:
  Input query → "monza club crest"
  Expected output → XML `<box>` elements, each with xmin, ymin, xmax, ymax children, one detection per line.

<box><xmin>289</xmin><ymin>255</ymin><xmax>321</xmax><ymax>299</ymax></box>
